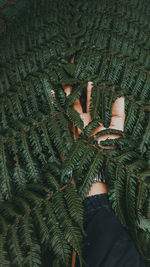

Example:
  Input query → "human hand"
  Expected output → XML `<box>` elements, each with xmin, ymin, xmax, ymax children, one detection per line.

<box><xmin>63</xmin><ymin>82</ymin><xmax>125</xmax><ymax>149</ymax></box>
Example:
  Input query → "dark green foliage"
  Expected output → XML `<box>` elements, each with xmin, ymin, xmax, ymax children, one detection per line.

<box><xmin>0</xmin><ymin>0</ymin><xmax>150</xmax><ymax>266</ymax></box>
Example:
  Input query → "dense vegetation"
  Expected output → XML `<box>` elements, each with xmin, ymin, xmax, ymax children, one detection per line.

<box><xmin>0</xmin><ymin>0</ymin><xmax>150</xmax><ymax>266</ymax></box>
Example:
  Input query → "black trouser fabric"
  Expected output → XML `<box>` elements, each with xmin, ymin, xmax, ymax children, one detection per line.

<box><xmin>75</xmin><ymin>193</ymin><xmax>146</xmax><ymax>267</ymax></box>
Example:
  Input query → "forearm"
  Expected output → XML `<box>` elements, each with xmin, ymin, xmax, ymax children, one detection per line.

<box><xmin>86</xmin><ymin>182</ymin><xmax>108</xmax><ymax>197</ymax></box>
<box><xmin>71</xmin><ymin>178</ymin><xmax>108</xmax><ymax>197</ymax></box>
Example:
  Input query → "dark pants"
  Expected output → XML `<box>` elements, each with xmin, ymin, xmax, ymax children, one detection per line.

<box><xmin>75</xmin><ymin>193</ymin><xmax>146</xmax><ymax>267</ymax></box>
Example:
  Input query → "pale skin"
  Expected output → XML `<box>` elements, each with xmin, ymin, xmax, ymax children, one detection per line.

<box><xmin>62</xmin><ymin>80</ymin><xmax>125</xmax><ymax>197</ymax></box>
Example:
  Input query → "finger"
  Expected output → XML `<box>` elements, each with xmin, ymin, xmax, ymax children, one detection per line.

<box><xmin>50</xmin><ymin>89</ymin><xmax>55</xmax><ymax>97</ymax></box>
<box><xmin>62</xmin><ymin>56</ymin><xmax>74</xmax><ymax>96</ymax></box>
<box><xmin>99</xmin><ymin>144</ymin><xmax>117</xmax><ymax>149</ymax></box>
<box><xmin>97</xmin><ymin>134</ymin><xmax>122</xmax><ymax>142</ymax></box>
<box><xmin>89</xmin><ymin>124</ymin><xmax>106</xmax><ymax>137</ymax></box>
<box><xmin>86</xmin><ymin>81</ymin><xmax>93</xmax><ymax>113</ymax></box>
<box><xmin>72</xmin><ymin>124</ymin><xmax>79</xmax><ymax>140</ymax></box>
<box><xmin>62</xmin><ymin>84</ymin><xmax>72</xmax><ymax>96</ymax></box>
<box><xmin>50</xmin><ymin>89</ymin><xmax>55</xmax><ymax>104</ymax></box>
<box><xmin>74</xmin><ymin>112</ymin><xmax>92</xmax><ymax>137</ymax></box>
<box><xmin>73</xmin><ymin>98</ymin><xmax>83</xmax><ymax>114</ymax></box>
<box><xmin>80</xmin><ymin>113</ymin><xmax>92</xmax><ymax>128</ymax></box>
<box><xmin>62</xmin><ymin>84</ymin><xmax>83</xmax><ymax>113</ymax></box>
<box><xmin>70</xmin><ymin>56</ymin><xmax>74</xmax><ymax>63</ymax></box>
<box><xmin>71</xmin><ymin>177</ymin><xmax>76</xmax><ymax>186</ymax></box>
<box><xmin>109</xmin><ymin>96</ymin><xmax>125</xmax><ymax>131</ymax></box>
<box><xmin>97</xmin><ymin>134</ymin><xmax>121</xmax><ymax>150</ymax></box>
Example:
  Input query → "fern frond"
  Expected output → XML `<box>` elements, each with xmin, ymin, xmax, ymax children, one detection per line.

<box><xmin>95</xmin><ymin>128</ymin><xmax>124</xmax><ymax>137</ymax></box>
<box><xmin>0</xmin><ymin>234</ymin><xmax>11</xmax><ymax>267</ymax></box>
<box><xmin>42</xmin><ymin>199</ymin><xmax>71</xmax><ymax>264</ymax></box>
<box><xmin>79</xmin><ymin>150</ymin><xmax>104</xmax><ymax>198</ymax></box>
<box><xmin>19</xmin><ymin>215</ymin><xmax>42</xmax><ymax>267</ymax></box>
<box><xmin>61</xmin><ymin>140</ymin><xmax>86</xmax><ymax>181</ymax></box>
<box><xmin>0</xmin><ymin>215</ymin><xmax>7</xmax><ymax>234</ymax></box>
<box><xmin>65</xmin><ymin>107</ymin><xmax>84</xmax><ymax>132</ymax></box>
<box><xmin>99</xmin><ymin>136</ymin><xmax>136</xmax><ymax>152</ymax></box>
<box><xmin>46</xmin><ymin>116</ymin><xmax>64</xmax><ymax>158</ymax></box>
<box><xmin>89</xmin><ymin>84</ymin><xmax>101</xmax><ymax>120</ymax></box>
<box><xmin>56</xmin><ymin>112</ymin><xmax>73</xmax><ymax>152</ymax></box>
<box><xmin>17</xmin><ymin>132</ymin><xmax>41</xmax><ymax>183</ymax></box>
<box><xmin>44</xmin><ymin>172</ymin><xmax>60</xmax><ymax>192</ymax></box>
<box><xmin>37</xmin><ymin>122</ymin><xmax>57</xmax><ymax>163</ymax></box>
<box><xmin>52</xmin><ymin>191</ymin><xmax>83</xmax><ymax>264</ymax></box>
<box><xmin>0</xmin><ymin>0</ymin><xmax>150</xmax><ymax>265</ymax></box>
<box><xmin>136</xmin><ymin>213</ymin><xmax>150</xmax><ymax>232</ymax></box>
<box><xmin>63</xmin><ymin>184</ymin><xmax>85</xmax><ymax>233</ymax></box>
<box><xmin>7</xmin><ymin>225</ymin><xmax>24</xmax><ymax>267</ymax></box>
<box><xmin>139</xmin><ymin>116</ymin><xmax>150</xmax><ymax>154</ymax></box>
<box><xmin>27</xmin><ymin>128</ymin><xmax>47</xmax><ymax>166</ymax></box>
<box><xmin>32</xmin><ymin>205</ymin><xmax>50</xmax><ymax>244</ymax></box>
<box><xmin>0</xmin><ymin>139</ymin><xmax>11</xmax><ymax>201</ymax></box>
<box><xmin>140</xmin><ymin>74</ymin><xmax>150</xmax><ymax>100</ymax></box>
<box><xmin>82</xmin><ymin>119</ymin><xmax>102</xmax><ymax>137</ymax></box>
<box><xmin>75</xmin><ymin>145</ymin><xmax>96</xmax><ymax>180</ymax></box>
<box><xmin>66</xmin><ymin>82</ymin><xmax>86</xmax><ymax>107</ymax></box>
<box><xmin>137</xmin><ymin>170</ymin><xmax>150</xmax><ymax>214</ymax></box>
<box><xmin>124</xmin><ymin>100</ymin><xmax>140</xmax><ymax>135</ymax></box>
<box><xmin>114</xmin><ymin>165</ymin><xmax>128</xmax><ymax>226</ymax></box>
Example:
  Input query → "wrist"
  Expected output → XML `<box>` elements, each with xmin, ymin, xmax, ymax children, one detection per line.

<box><xmin>86</xmin><ymin>182</ymin><xmax>108</xmax><ymax>197</ymax></box>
